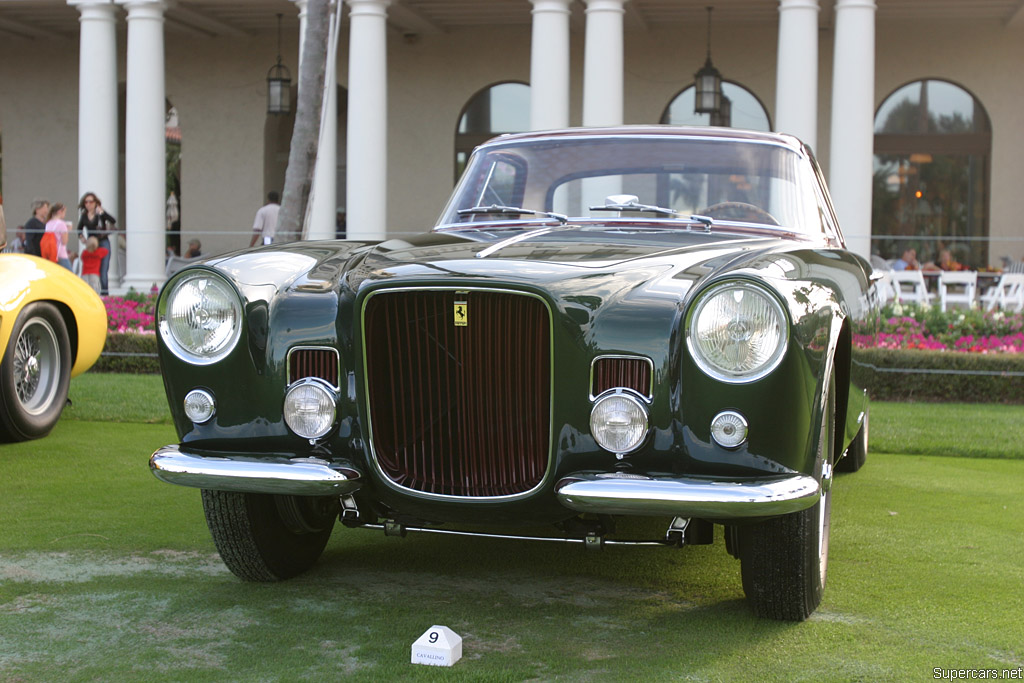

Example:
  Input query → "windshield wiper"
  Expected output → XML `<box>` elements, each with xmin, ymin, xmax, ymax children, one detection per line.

<box><xmin>588</xmin><ymin>195</ymin><xmax>678</xmax><ymax>217</ymax></box>
<box><xmin>457</xmin><ymin>204</ymin><xmax>568</xmax><ymax>225</ymax></box>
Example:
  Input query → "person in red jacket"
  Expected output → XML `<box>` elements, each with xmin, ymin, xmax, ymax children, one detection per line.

<box><xmin>79</xmin><ymin>236</ymin><xmax>109</xmax><ymax>294</ymax></box>
<box><xmin>39</xmin><ymin>230</ymin><xmax>58</xmax><ymax>263</ymax></box>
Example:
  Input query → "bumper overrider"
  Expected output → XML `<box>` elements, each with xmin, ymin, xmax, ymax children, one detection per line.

<box><xmin>150</xmin><ymin>445</ymin><xmax>820</xmax><ymax>519</ymax></box>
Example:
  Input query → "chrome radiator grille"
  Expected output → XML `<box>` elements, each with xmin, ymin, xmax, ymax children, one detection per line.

<box><xmin>363</xmin><ymin>290</ymin><xmax>551</xmax><ymax>497</ymax></box>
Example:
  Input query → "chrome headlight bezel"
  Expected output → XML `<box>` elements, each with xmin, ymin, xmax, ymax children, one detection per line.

<box><xmin>589</xmin><ymin>389</ymin><xmax>650</xmax><ymax>456</ymax></box>
<box><xmin>685</xmin><ymin>279</ymin><xmax>789</xmax><ymax>383</ymax></box>
<box><xmin>158</xmin><ymin>270</ymin><xmax>243</xmax><ymax>365</ymax></box>
<box><xmin>283</xmin><ymin>378</ymin><xmax>338</xmax><ymax>441</ymax></box>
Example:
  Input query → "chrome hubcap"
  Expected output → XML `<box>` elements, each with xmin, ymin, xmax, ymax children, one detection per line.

<box><xmin>13</xmin><ymin>318</ymin><xmax>60</xmax><ymax>415</ymax></box>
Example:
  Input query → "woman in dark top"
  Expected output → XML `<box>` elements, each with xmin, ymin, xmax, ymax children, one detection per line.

<box><xmin>77</xmin><ymin>192</ymin><xmax>116</xmax><ymax>295</ymax></box>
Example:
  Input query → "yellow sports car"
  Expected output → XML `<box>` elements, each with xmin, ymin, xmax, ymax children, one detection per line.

<box><xmin>0</xmin><ymin>251</ymin><xmax>108</xmax><ymax>442</ymax></box>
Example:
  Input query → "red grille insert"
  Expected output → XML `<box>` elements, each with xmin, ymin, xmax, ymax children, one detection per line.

<box><xmin>289</xmin><ymin>348</ymin><xmax>339</xmax><ymax>387</ymax></box>
<box><xmin>364</xmin><ymin>290</ymin><xmax>550</xmax><ymax>497</ymax></box>
<box><xmin>592</xmin><ymin>357</ymin><xmax>652</xmax><ymax>398</ymax></box>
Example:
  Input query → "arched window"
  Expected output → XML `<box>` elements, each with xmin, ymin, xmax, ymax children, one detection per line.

<box><xmin>660</xmin><ymin>81</ymin><xmax>771</xmax><ymax>131</ymax></box>
<box><xmin>455</xmin><ymin>82</ymin><xmax>530</xmax><ymax>182</ymax></box>
<box><xmin>872</xmin><ymin>79</ymin><xmax>991</xmax><ymax>267</ymax></box>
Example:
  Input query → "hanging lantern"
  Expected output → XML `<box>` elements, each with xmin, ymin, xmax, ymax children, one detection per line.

<box><xmin>694</xmin><ymin>7</ymin><xmax>723</xmax><ymax>116</ymax></box>
<box><xmin>267</xmin><ymin>13</ymin><xmax>291</xmax><ymax>115</ymax></box>
<box><xmin>710</xmin><ymin>96</ymin><xmax>732</xmax><ymax>127</ymax></box>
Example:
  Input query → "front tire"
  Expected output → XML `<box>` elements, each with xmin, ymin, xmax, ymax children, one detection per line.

<box><xmin>201</xmin><ymin>490</ymin><xmax>338</xmax><ymax>581</ymax></box>
<box><xmin>738</xmin><ymin>373</ymin><xmax>835</xmax><ymax>621</ymax></box>
<box><xmin>0</xmin><ymin>303</ymin><xmax>72</xmax><ymax>442</ymax></box>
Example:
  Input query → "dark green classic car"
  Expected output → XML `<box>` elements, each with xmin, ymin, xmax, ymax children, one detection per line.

<box><xmin>151</xmin><ymin>126</ymin><xmax>871</xmax><ymax>621</ymax></box>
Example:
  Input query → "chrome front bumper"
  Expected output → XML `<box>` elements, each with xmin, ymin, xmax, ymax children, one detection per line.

<box><xmin>150</xmin><ymin>445</ymin><xmax>364</xmax><ymax>497</ymax></box>
<box><xmin>555</xmin><ymin>472</ymin><xmax>820</xmax><ymax>519</ymax></box>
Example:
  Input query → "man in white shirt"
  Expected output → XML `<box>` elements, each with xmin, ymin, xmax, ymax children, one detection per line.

<box><xmin>250</xmin><ymin>191</ymin><xmax>280</xmax><ymax>247</ymax></box>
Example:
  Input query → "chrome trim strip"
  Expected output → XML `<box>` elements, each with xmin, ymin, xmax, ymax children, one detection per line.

<box><xmin>480</xmin><ymin>133</ymin><xmax>802</xmax><ymax>156</ymax></box>
<box><xmin>359</xmin><ymin>286</ymin><xmax>556</xmax><ymax>503</ymax></box>
<box><xmin>149</xmin><ymin>445</ymin><xmax>363</xmax><ymax>497</ymax></box>
<box><xmin>555</xmin><ymin>472</ymin><xmax>820</xmax><ymax>519</ymax></box>
<box><xmin>589</xmin><ymin>354</ymin><xmax>655</xmax><ymax>401</ymax></box>
<box><xmin>357</xmin><ymin>523</ymin><xmax>674</xmax><ymax>547</ymax></box>
<box><xmin>286</xmin><ymin>345</ymin><xmax>341</xmax><ymax>391</ymax></box>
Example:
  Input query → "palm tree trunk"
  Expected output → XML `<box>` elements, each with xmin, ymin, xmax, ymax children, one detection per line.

<box><xmin>277</xmin><ymin>0</ymin><xmax>331</xmax><ymax>243</ymax></box>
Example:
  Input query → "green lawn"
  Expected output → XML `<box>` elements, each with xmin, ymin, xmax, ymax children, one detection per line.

<box><xmin>1</xmin><ymin>373</ymin><xmax>1022</xmax><ymax>680</ymax></box>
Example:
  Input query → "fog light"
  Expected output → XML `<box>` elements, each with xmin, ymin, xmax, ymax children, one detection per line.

<box><xmin>590</xmin><ymin>392</ymin><xmax>648</xmax><ymax>455</ymax></box>
<box><xmin>183</xmin><ymin>389</ymin><xmax>216</xmax><ymax>424</ymax></box>
<box><xmin>283</xmin><ymin>379</ymin><xmax>336</xmax><ymax>440</ymax></box>
<box><xmin>711</xmin><ymin>410</ymin><xmax>747</xmax><ymax>448</ymax></box>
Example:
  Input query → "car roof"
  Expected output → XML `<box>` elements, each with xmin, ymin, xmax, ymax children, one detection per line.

<box><xmin>478</xmin><ymin>125</ymin><xmax>807</xmax><ymax>155</ymax></box>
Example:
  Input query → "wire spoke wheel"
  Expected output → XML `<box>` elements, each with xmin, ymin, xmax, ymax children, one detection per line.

<box><xmin>14</xmin><ymin>317</ymin><xmax>61</xmax><ymax>413</ymax></box>
<box><xmin>0</xmin><ymin>303</ymin><xmax>71</xmax><ymax>442</ymax></box>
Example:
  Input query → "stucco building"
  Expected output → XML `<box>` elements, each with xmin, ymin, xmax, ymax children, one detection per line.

<box><xmin>0</xmin><ymin>0</ymin><xmax>1021</xmax><ymax>292</ymax></box>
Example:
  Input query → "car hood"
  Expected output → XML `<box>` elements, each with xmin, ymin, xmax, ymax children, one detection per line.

<box><xmin>201</xmin><ymin>226</ymin><xmax>827</xmax><ymax>312</ymax></box>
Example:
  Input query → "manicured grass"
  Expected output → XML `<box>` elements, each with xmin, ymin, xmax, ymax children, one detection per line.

<box><xmin>1</xmin><ymin>374</ymin><xmax>1022</xmax><ymax>680</ymax></box>
<box><xmin>870</xmin><ymin>401</ymin><xmax>1024</xmax><ymax>459</ymax></box>
<box><xmin>63</xmin><ymin>372</ymin><xmax>172</xmax><ymax>425</ymax></box>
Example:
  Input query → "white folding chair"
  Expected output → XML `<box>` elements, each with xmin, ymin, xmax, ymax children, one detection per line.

<box><xmin>938</xmin><ymin>271</ymin><xmax>977</xmax><ymax>312</ymax></box>
<box><xmin>981</xmin><ymin>273</ymin><xmax>1024</xmax><ymax>312</ymax></box>
<box><xmin>891</xmin><ymin>270</ymin><xmax>931</xmax><ymax>306</ymax></box>
<box><xmin>871</xmin><ymin>269</ymin><xmax>897</xmax><ymax>306</ymax></box>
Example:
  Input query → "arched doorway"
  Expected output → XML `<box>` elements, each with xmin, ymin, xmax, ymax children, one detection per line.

<box><xmin>454</xmin><ymin>82</ymin><xmax>530</xmax><ymax>183</ymax></box>
<box><xmin>872</xmin><ymin>79</ymin><xmax>992</xmax><ymax>267</ymax></box>
<box><xmin>660</xmin><ymin>81</ymin><xmax>771</xmax><ymax>131</ymax></box>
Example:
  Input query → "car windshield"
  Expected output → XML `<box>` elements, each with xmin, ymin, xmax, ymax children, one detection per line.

<box><xmin>435</xmin><ymin>134</ymin><xmax>824</xmax><ymax>235</ymax></box>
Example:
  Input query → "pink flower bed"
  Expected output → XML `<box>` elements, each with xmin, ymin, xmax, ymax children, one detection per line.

<box><xmin>854</xmin><ymin>305</ymin><xmax>1024</xmax><ymax>353</ymax></box>
<box><xmin>103</xmin><ymin>294</ymin><xmax>156</xmax><ymax>335</ymax></box>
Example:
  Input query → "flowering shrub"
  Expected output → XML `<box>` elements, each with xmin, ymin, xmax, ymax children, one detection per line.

<box><xmin>855</xmin><ymin>304</ymin><xmax>1024</xmax><ymax>354</ymax></box>
<box><xmin>103</xmin><ymin>290</ymin><xmax>157</xmax><ymax>335</ymax></box>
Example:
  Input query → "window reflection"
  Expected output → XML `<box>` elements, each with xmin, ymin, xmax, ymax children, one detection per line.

<box><xmin>872</xmin><ymin>79</ymin><xmax>991</xmax><ymax>267</ymax></box>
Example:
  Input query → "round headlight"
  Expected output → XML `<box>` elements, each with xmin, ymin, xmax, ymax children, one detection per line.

<box><xmin>590</xmin><ymin>392</ymin><xmax>649</xmax><ymax>455</ymax></box>
<box><xmin>687</xmin><ymin>281</ymin><xmax>788</xmax><ymax>382</ymax></box>
<box><xmin>283</xmin><ymin>380</ymin><xmax>337</xmax><ymax>440</ymax></box>
<box><xmin>160</xmin><ymin>272</ymin><xmax>242</xmax><ymax>364</ymax></box>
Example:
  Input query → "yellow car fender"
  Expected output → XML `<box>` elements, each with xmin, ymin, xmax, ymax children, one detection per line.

<box><xmin>0</xmin><ymin>254</ymin><xmax>108</xmax><ymax>377</ymax></box>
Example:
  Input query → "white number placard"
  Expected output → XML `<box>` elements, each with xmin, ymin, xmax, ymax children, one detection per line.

<box><xmin>411</xmin><ymin>625</ymin><xmax>462</xmax><ymax>667</ymax></box>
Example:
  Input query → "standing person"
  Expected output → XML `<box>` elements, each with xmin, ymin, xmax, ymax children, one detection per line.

<box><xmin>76</xmin><ymin>192</ymin><xmax>117</xmax><ymax>295</ymax></box>
<box><xmin>79</xmin><ymin>236</ymin><xmax>109</xmax><ymax>294</ymax></box>
<box><xmin>45</xmin><ymin>202</ymin><xmax>73</xmax><ymax>270</ymax></box>
<box><xmin>250</xmin><ymin>191</ymin><xmax>280</xmax><ymax>247</ymax></box>
<box><xmin>23</xmin><ymin>199</ymin><xmax>50</xmax><ymax>257</ymax></box>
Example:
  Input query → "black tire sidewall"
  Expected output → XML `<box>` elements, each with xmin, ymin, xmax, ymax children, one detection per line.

<box><xmin>0</xmin><ymin>302</ymin><xmax>72</xmax><ymax>441</ymax></box>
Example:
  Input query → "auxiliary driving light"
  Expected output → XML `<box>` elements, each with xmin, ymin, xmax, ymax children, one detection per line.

<box><xmin>183</xmin><ymin>389</ymin><xmax>216</xmax><ymax>424</ymax></box>
<box><xmin>283</xmin><ymin>379</ymin><xmax>337</xmax><ymax>440</ymax></box>
<box><xmin>590</xmin><ymin>391</ymin><xmax>649</xmax><ymax>455</ymax></box>
<box><xmin>711</xmin><ymin>410</ymin><xmax>748</xmax><ymax>449</ymax></box>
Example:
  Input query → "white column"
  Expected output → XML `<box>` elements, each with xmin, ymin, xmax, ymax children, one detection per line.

<box><xmin>829</xmin><ymin>0</ymin><xmax>876</xmax><ymax>259</ymax></box>
<box><xmin>345</xmin><ymin>0</ymin><xmax>389</xmax><ymax>240</ymax></box>
<box><xmin>117</xmin><ymin>0</ymin><xmax>167</xmax><ymax>291</ymax></box>
<box><xmin>775</xmin><ymin>0</ymin><xmax>819</xmax><ymax>151</ymax></box>
<box><xmin>529</xmin><ymin>0</ymin><xmax>571</xmax><ymax>131</ymax></box>
<box><xmin>71</xmin><ymin>1</ymin><xmax>119</xmax><ymax>225</ymax></box>
<box><xmin>70</xmin><ymin>0</ymin><xmax>121</xmax><ymax>289</ymax></box>
<box><xmin>582</xmin><ymin>0</ymin><xmax>625</xmax><ymax>127</ymax></box>
<box><xmin>295</xmin><ymin>0</ymin><xmax>339</xmax><ymax>241</ymax></box>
